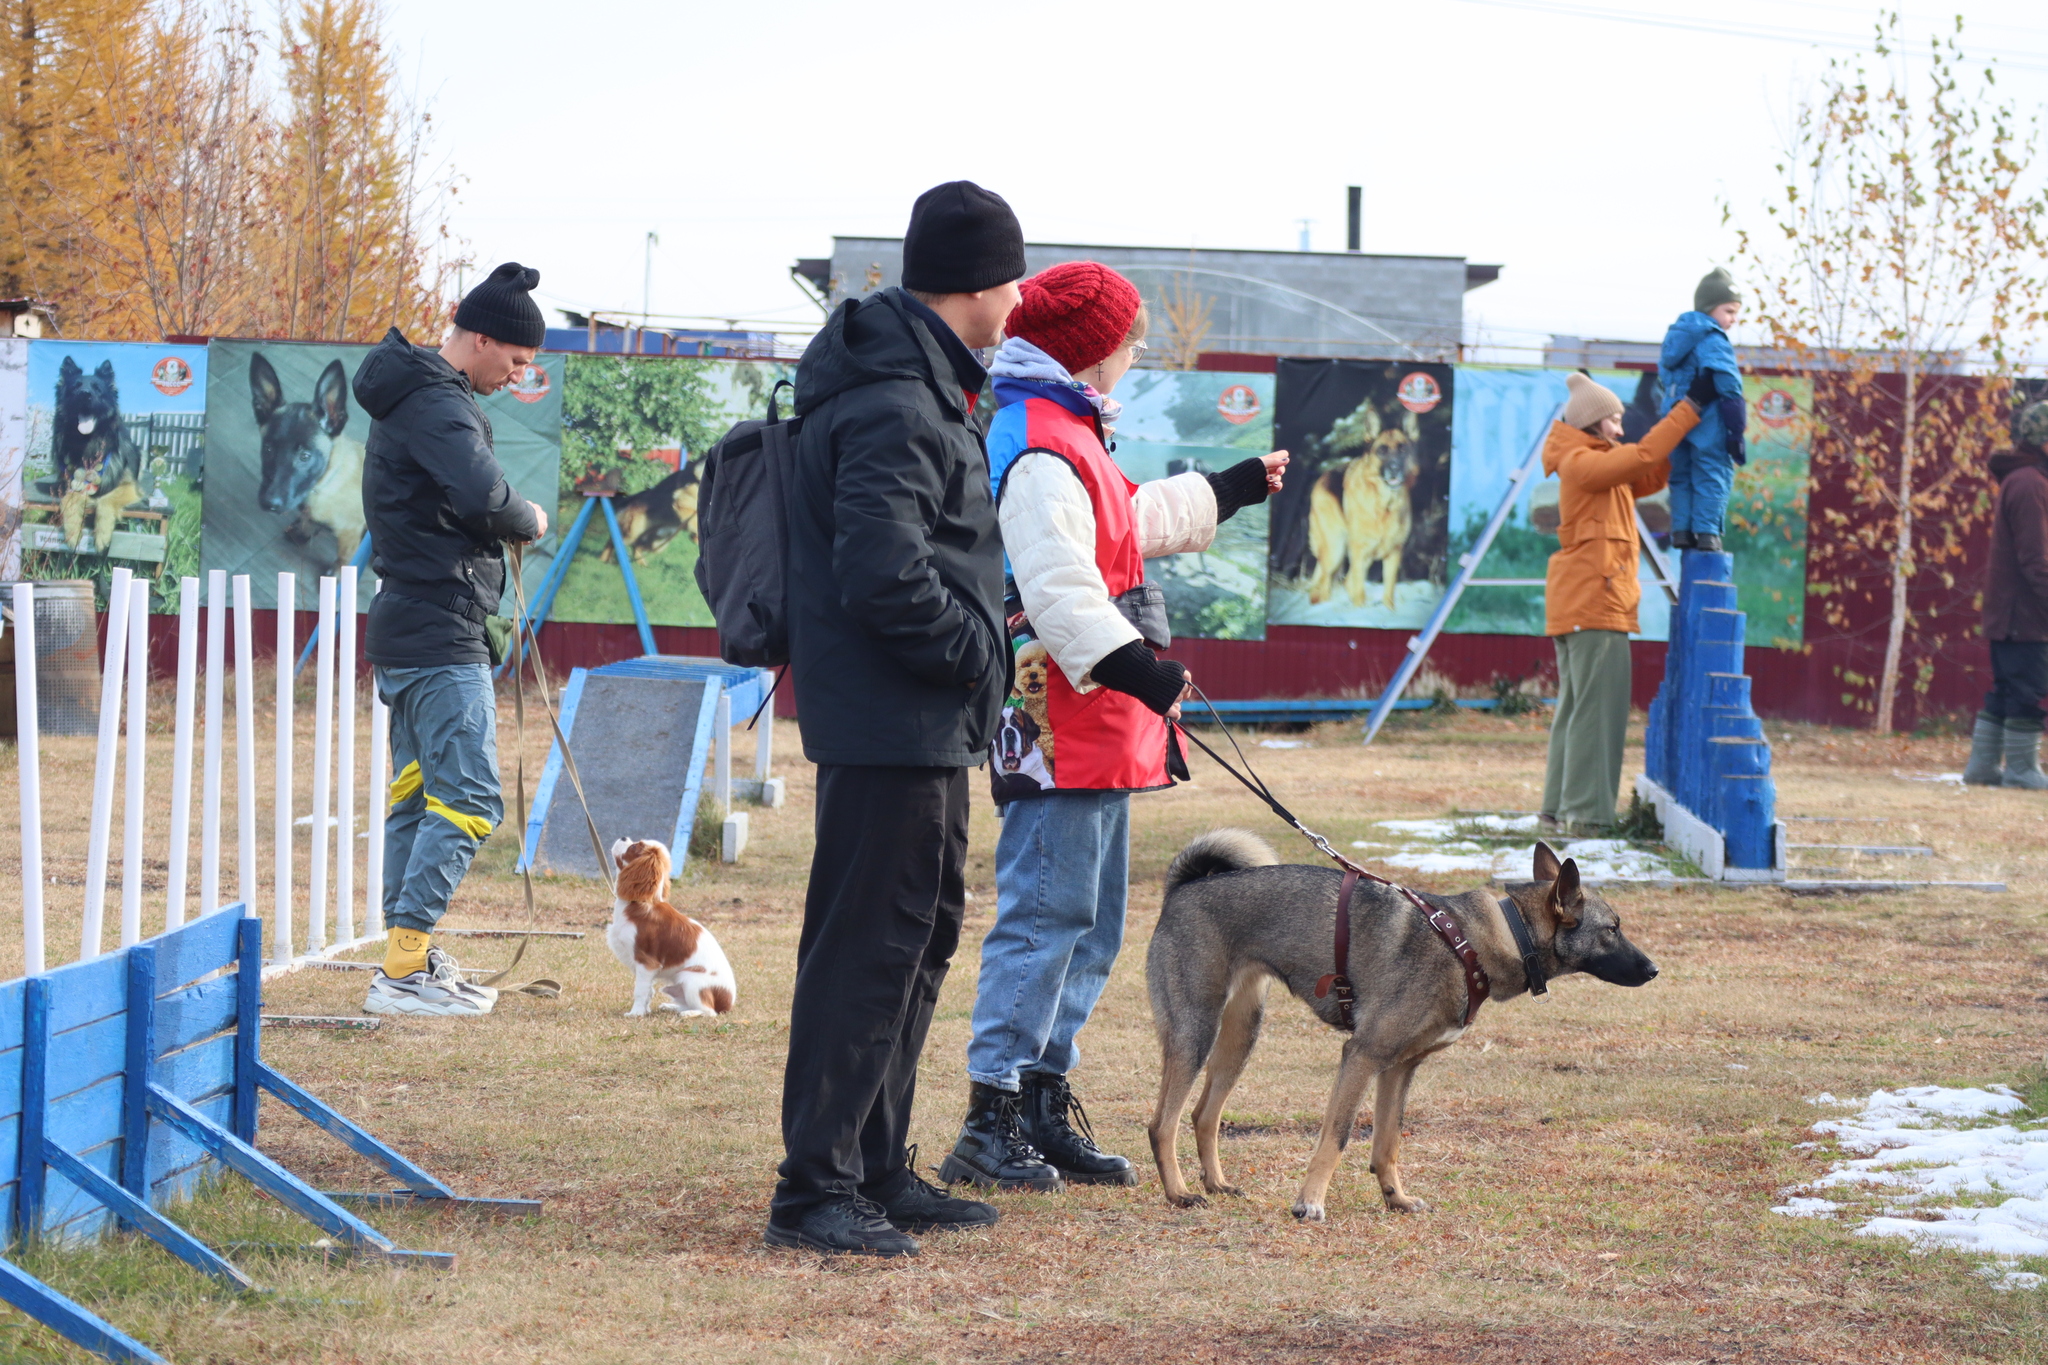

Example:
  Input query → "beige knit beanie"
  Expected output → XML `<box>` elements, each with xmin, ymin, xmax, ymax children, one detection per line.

<box><xmin>1562</xmin><ymin>372</ymin><xmax>1624</xmax><ymax>431</ymax></box>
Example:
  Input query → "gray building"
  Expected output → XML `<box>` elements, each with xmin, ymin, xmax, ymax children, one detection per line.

<box><xmin>795</xmin><ymin>239</ymin><xmax>1499</xmax><ymax>363</ymax></box>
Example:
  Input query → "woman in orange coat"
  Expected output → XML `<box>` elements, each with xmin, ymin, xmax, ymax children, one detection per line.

<box><xmin>1540</xmin><ymin>371</ymin><xmax>1708</xmax><ymax>831</ymax></box>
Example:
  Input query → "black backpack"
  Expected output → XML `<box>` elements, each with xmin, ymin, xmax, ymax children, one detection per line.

<box><xmin>693</xmin><ymin>381</ymin><xmax>802</xmax><ymax>667</ymax></box>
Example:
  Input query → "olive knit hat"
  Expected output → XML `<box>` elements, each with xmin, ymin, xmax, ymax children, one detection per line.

<box><xmin>454</xmin><ymin>262</ymin><xmax>545</xmax><ymax>348</ymax></box>
<box><xmin>1006</xmin><ymin>262</ymin><xmax>1143</xmax><ymax>376</ymax></box>
<box><xmin>1562</xmin><ymin>372</ymin><xmax>1625</xmax><ymax>432</ymax></box>
<box><xmin>1695</xmin><ymin>266</ymin><xmax>1742</xmax><ymax>313</ymax></box>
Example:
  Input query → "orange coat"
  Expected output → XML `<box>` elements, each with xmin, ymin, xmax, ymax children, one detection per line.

<box><xmin>1542</xmin><ymin>402</ymin><xmax>1699</xmax><ymax>636</ymax></box>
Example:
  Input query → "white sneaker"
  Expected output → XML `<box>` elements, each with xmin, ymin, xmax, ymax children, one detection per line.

<box><xmin>363</xmin><ymin>947</ymin><xmax>499</xmax><ymax>1017</ymax></box>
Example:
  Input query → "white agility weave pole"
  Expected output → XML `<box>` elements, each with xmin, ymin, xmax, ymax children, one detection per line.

<box><xmin>233</xmin><ymin>575</ymin><xmax>256</xmax><ymax>913</ymax></box>
<box><xmin>365</xmin><ymin>579</ymin><xmax>387</xmax><ymax>938</ymax></box>
<box><xmin>201</xmin><ymin>569</ymin><xmax>226</xmax><ymax>916</ymax></box>
<box><xmin>308</xmin><ymin>576</ymin><xmax>336</xmax><ymax>955</ymax></box>
<box><xmin>336</xmin><ymin>565</ymin><xmax>358</xmax><ymax>945</ymax></box>
<box><xmin>14</xmin><ymin>583</ymin><xmax>45</xmax><ymax>974</ymax></box>
<box><xmin>119</xmin><ymin>577</ymin><xmax>148</xmax><ymax>949</ymax></box>
<box><xmin>274</xmin><ymin>573</ymin><xmax>295</xmax><ymax>963</ymax></box>
<box><xmin>81</xmin><ymin>566</ymin><xmax>132</xmax><ymax>958</ymax></box>
<box><xmin>165</xmin><ymin>577</ymin><xmax>200</xmax><ymax>929</ymax></box>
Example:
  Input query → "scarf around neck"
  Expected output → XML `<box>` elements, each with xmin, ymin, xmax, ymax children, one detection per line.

<box><xmin>990</xmin><ymin>336</ymin><xmax>1123</xmax><ymax>430</ymax></box>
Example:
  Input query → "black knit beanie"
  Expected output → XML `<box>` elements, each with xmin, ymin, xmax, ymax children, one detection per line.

<box><xmin>901</xmin><ymin>181</ymin><xmax>1026</xmax><ymax>294</ymax></box>
<box><xmin>455</xmin><ymin>262</ymin><xmax>546</xmax><ymax>347</ymax></box>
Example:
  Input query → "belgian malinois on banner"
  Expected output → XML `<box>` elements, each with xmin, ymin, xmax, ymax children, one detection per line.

<box><xmin>1146</xmin><ymin>832</ymin><xmax>1657</xmax><ymax>1221</ymax></box>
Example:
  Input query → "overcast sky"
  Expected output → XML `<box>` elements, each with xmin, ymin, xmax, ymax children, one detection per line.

<box><xmin>384</xmin><ymin>0</ymin><xmax>2048</xmax><ymax>359</ymax></box>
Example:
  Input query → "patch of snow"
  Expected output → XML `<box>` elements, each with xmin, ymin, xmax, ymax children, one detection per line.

<box><xmin>1259</xmin><ymin>739</ymin><xmax>1306</xmax><ymax>749</ymax></box>
<box><xmin>1895</xmin><ymin>771</ymin><xmax>1965</xmax><ymax>783</ymax></box>
<box><xmin>1772</xmin><ymin>1196</ymin><xmax>1838</xmax><ymax>1218</ymax></box>
<box><xmin>1774</xmin><ymin>1086</ymin><xmax>2048</xmax><ymax>1279</ymax></box>
<box><xmin>1983</xmin><ymin>1268</ymin><xmax>2046</xmax><ymax>1291</ymax></box>
<box><xmin>1728</xmin><ymin>1064</ymin><xmax>1750</xmax><ymax>1071</ymax></box>
<box><xmin>1356</xmin><ymin>818</ymin><xmax>1677</xmax><ymax>881</ymax></box>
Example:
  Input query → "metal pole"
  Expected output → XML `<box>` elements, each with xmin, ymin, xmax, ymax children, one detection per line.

<box><xmin>14</xmin><ymin>583</ymin><xmax>45</xmax><ymax>973</ymax></box>
<box><xmin>274</xmin><ymin>573</ymin><xmax>295</xmax><ymax>963</ymax></box>
<box><xmin>201</xmin><ymin>569</ymin><xmax>226</xmax><ymax>915</ymax></box>
<box><xmin>82</xmin><ymin>566</ymin><xmax>133</xmax><ymax>958</ymax></box>
<box><xmin>366</xmin><ymin>578</ymin><xmax>388</xmax><ymax>937</ymax></box>
<box><xmin>755</xmin><ymin>668</ymin><xmax>774</xmax><ymax>779</ymax></box>
<box><xmin>166</xmin><ymin>577</ymin><xmax>201</xmax><ymax>929</ymax></box>
<box><xmin>309</xmin><ymin>576</ymin><xmax>336</xmax><ymax>954</ymax></box>
<box><xmin>119</xmin><ymin>578</ymin><xmax>148</xmax><ymax>948</ymax></box>
<box><xmin>336</xmin><ymin>564</ymin><xmax>358</xmax><ymax>945</ymax></box>
<box><xmin>598</xmin><ymin>496</ymin><xmax>658</xmax><ymax>656</ymax></box>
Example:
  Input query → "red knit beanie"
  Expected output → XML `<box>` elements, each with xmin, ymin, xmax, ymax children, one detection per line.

<box><xmin>1007</xmin><ymin>262</ymin><xmax>1143</xmax><ymax>375</ymax></box>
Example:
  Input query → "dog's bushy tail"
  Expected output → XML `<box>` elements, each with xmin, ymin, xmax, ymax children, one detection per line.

<box><xmin>1164</xmin><ymin>828</ymin><xmax>1279</xmax><ymax>901</ymax></box>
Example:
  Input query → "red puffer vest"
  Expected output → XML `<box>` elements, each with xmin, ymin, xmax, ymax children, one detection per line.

<box><xmin>988</xmin><ymin>395</ymin><xmax>1176</xmax><ymax>798</ymax></box>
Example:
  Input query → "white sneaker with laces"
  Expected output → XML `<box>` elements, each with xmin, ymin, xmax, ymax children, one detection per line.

<box><xmin>363</xmin><ymin>946</ymin><xmax>499</xmax><ymax>1017</ymax></box>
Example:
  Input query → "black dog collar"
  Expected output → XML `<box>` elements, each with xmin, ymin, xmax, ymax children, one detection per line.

<box><xmin>1497</xmin><ymin>897</ymin><xmax>1549</xmax><ymax>996</ymax></box>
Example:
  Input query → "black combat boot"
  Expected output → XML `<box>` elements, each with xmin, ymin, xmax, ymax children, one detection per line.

<box><xmin>1691</xmin><ymin>532</ymin><xmax>1723</xmax><ymax>552</ymax></box>
<box><xmin>1020</xmin><ymin>1071</ymin><xmax>1137</xmax><ymax>1186</ymax></box>
<box><xmin>938</xmin><ymin>1082</ymin><xmax>1064</xmax><ymax>1192</ymax></box>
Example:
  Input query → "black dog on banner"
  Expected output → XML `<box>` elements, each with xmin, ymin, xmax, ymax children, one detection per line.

<box><xmin>251</xmin><ymin>353</ymin><xmax>365</xmax><ymax>570</ymax></box>
<box><xmin>53</xmin><ymin>356</ymin><xmax>146</xmax><ymax>554</ymax></box>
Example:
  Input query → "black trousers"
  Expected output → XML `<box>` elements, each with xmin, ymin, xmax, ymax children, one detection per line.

<box><xmin>770</xmin><ymin>764</ymin><xmax>968</xmax><ymax>1220</ymax></box>
<box><xmin>1983</xmin><ymin>640</ymin><xmax>2048</xmax><ymax>727</ymax></box>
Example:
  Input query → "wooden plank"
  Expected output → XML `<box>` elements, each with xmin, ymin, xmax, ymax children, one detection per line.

<box><xmin>256</xmin><ymin>1065</ymin><xmax>454</xmax><ymax>1198</ymax></box>
<box><xmin>0</xmin><ymin>979</ymin><xmax>27</xmax><ymax>1053</ymax></box>
<box><xmin>42</xmin><ymin>1142</ymin><xmax>254</xmax><ymax>1290</ymax></box>
<box><xmin>36</xmin><ymin>1139</ymin><xmax>120</xmax><ymax>1240</ymax></box>
<box><xmin>154</xmin><ymin>975</ymin><xmax>238</xmax><ymax>1056</ymax></box>
<box><xmin>46</xmin><ymin>1013</ymin><xmax>126</xmax><ymax>1105</ymax></box>
<box><xmin>41</xmin><ymin>952</ymin><xmax>126</xmax><ymax>1036</ymax></box>
<box><xmin>0</xmin><ymin>1254</ymin><xmax>167</xmax><ymax>1364</ymax></box>
<box><xmin>150</xmin><ymin>907</ymin><xmax>243</xmax><ymax>994</ymax></box>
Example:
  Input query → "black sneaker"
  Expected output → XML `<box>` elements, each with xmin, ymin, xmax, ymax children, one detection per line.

<box><xmin>870</xmin><ymin>1147</ymin><xmax>999</xmax><ymax>1233</ymax></box>
<box><xmin>1020</xmin><ymin>1072</ymin><xmax>1137</xmax><ymax>1186</ymax></box>
<box><xmin>938</xmin><ymin>1082</ymin><xmax>1064</xmax><ymax>1192</ymax></box>
<box><xmin>1690</xmin><ymin>533</ymin><xmax>1723</xmax><ymax>553</ymax></box>
<box><xmin>1669</xmin><ymin>530</ymin><xmax>1697</xmax><ymax>550</ymax></box>
<box><xmin>762</xmin><ymin>1195</ymin><xmax>919</xmax><ymax>1257</ymax></box>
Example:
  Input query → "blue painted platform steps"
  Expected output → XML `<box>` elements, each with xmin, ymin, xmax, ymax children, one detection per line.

<box><xmin>1637</xmin><ymin>551</ymin><xmax>1786</xmax><ymax>881</ymax></box>
<box><xmin>1</xmin><ymin>908</ymin><xmax>539</xmax><ymax>1363</ymax></box>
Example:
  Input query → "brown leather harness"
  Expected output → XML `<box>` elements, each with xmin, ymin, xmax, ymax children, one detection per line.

<box><xmin>1174</xmin><ymin>697</ymin><xmax>1493</xmax><ymax>1032</ymax></box>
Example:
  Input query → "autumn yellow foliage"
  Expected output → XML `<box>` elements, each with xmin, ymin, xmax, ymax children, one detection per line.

<box><xmin>0</xmin><ymin>0</ymin><xmax>459</xmax><ymax>342</ymax></box>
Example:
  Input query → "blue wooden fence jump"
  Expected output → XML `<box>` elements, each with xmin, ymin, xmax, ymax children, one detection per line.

<box><xmin>1</xmin><ymin>908</ymin><xmax>540</xmax><ymax>1362</ymax></box>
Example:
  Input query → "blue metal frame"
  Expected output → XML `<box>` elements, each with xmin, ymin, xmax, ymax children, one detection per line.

<box><xmin>290</xmin><ymin>535</ymin><xmax>374</xmax><ymax>677</ymax></box>
<box><xmin>519</xmin><ymin>667</ymin><xmax>589</xmax><ymax>873</ymax></box>
<box><xmin>2</xmin><ymin>909</ymin><xmax>540</xmax><ymax>1362</ymax></box>
<box><xmin>597</xmin><ymin>497</ymin><xmax>658</xmax><ymax>656</ymax></box>
<box><xmin>670</xmin><ymin>680</ymin><xmax>724</xmax><ymax>873</ymax></box>
<box><xmin>494</xmin><ymin>496</ymin><xmax>599</xmax><ymax>679</ymax></box>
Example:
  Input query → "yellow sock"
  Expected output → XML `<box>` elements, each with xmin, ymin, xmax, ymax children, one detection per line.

<box><xmin>384</xmin><ymin>928</ymin><xmax>431</xmax><ymax>979</ymax></box>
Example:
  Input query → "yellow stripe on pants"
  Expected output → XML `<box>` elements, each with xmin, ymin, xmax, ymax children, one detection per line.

<box><xmin>388</xmin><ymin>761</ymin><xmax>423</xmax><ymax>808</ymax></box>
<box><xmin>425</xmin><ymin>796</ymin><xmax>494</xmax><ymax>841</ymax></box>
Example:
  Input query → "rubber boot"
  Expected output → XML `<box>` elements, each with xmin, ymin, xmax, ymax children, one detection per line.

<box><xmin>1020</xmin><ymin>1072</ymin><xmax>1136</xmax><ymax>1186</ymax></box>
<box><xmin>1669</xmin><ymin>531</ymin><xmax>1697</xmax><ymax>550</ymax></box>
<box><xmin>2000</xmin><ymin>721</ymin><xmax>2048</xmax><ymax>790</ymax></box>
<box><xmin>1691</xmin><ymin>533</ymin><xmax>1723</xmax><ymax>553</ymax></box>
<box><xmin>1962</xmin><ymin>714</ymin><xmax>2006</xmax><ymax>786</ymax></box>
<box><xmin>938</xmin><ymin>1083</ymin><xmax>1064</xmax><ymax>1192</ymax></box>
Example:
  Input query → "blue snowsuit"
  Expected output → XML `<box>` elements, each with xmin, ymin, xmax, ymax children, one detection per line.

<box><xmin>1658</xmin><ymin>311</ymin><xmax>1747</xmax><ymax>537</ymax></box>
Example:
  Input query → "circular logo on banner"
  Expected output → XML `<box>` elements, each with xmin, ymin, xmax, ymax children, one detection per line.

<box><xmin>1757</xmin><ymin>387</ymin><xmax>1797</xmax><ymax>428</ymax></box>
<box><xmin>1216</xmin><ymin>384</ymin><xmax>1261</xmax><ymax>425</ymax></box>
<box><xmin>151</xmin><ymin>355</ymin><xmax>193</xmax><ymax>396</ymax></box>
<box><xmin>1397</xmin><ymin>371</ymin><xmax>1441</xmax><ymax>413</ymax></box>
<box><xmin>508</xmin><ymin>363</ymin><xmax>551</xmax><ymax>404</ymax></box>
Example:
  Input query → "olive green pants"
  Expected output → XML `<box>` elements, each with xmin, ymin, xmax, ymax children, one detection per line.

<box><xmin>1541</xmin><ymin>629</ymin><xmax>1632</xmax><ymax>828</ymax></box>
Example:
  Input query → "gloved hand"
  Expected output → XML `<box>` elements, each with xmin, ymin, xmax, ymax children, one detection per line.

<box><xmin>1718</xmin><ymin>395</ymin><xmax>1748</xmax><ymax>464</ymax></box>
<box><xmin>1686</xmin><ymin>368</ymin><xmax>1720</xmax><ymax>408</ymax></box>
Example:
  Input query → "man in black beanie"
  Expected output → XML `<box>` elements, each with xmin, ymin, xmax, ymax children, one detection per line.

<box><xmin>353</xmin><ymin>262</ymin><xmax>549</xmax><ymax>1017</ymax></box>
<box><xmin>765</xmin><ymin>182</ymin><xmax>1024</xmax><ymax>1255</ymax></box>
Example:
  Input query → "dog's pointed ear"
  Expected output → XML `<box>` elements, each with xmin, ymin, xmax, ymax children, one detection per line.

<box><xmin>1545</xmin><ymin>857</ymin><xmax>1584</xmax><ymax>929</ymax></box>
<box><xmin>249</xmin><ymin>353</ymin><xmax>283</xmax><ymax>428</ymax></box>
<box><xmin>95</xmin><ymin>359</ymin><xmax>116</xmax><ymax>386</ymax></box>
<box><xmin>316</xmin><ymin>359</ymin><xmax>349</xmax><ymax>436</ymax></box>
<box><xmin>60</xmin><ymin>356</ymin><xmax>81</xmax><ymax>382</ymax></box>
<box><xmin>1532</xmin><ymin>840</ymin><xmax>1563</xmax><ymax>884</ymax></box>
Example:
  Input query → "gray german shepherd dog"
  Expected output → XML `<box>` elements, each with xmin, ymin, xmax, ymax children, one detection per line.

<box><xmin>1147</xmin><ymin>830</ymin><xmax>1658</xmax><ymax>1221</ymax></box>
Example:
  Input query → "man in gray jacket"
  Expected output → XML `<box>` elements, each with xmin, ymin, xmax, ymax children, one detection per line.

<box><xmin>356</xmin><ymin>263</ymin><xmax>549</xmax><ymax>1015</ymax></box>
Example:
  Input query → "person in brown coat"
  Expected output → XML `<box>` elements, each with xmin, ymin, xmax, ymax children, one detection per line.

<box><xmin>1539</xmin><ymin>371</ymin><xmax>1709</xmax><ymax>830</ymax></box>
<box><xmin>1962</xmin><ymin>400</ymin><xmax>2048</xmax><ymax>790</ymax></box>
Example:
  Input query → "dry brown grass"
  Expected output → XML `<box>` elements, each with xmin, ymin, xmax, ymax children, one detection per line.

<box><xmin>6</xmin><ymin>699</ymin><xmax>2048</xmax><ymax>1363</ymax></box>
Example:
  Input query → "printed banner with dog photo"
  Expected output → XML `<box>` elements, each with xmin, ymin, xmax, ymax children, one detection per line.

<box><xmin>1441</xmin><ymin>367</ymin><xmax>1811</xmax><ymax>647</ymax></box>
<box><xmin>17</xmin><ymin>340</ymin><xmax>209</xmax><ymax>609</ymax></box>
<box><xmin>1265</xmin><ymin>360</ymin><xmax>1454</xmax><ymax>629</ymax></box>
<box><xmin>199</xmin><ymin>339</ymin><xmax>563</xmax><ymax>612</ymax></box>
<box><xmin>541</xmin><ymin>355</ymin><xmax>792</xmax><ymax>629</ymax></box>
<box><xmin>1108</xmin><ymin>369</ymin><xmax>1275</xmax><ymax>641</ymax></box>
<box><xmin>0</xmin><ymin>339</ymin><xmax>24</xmax><ymax>581</ymax></box>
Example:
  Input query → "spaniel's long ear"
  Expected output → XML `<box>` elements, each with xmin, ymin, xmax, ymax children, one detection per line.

<box><xmin>615</xmin><ymin>843</ymin><xmax>666</xmax><ymax>903</ymax></box>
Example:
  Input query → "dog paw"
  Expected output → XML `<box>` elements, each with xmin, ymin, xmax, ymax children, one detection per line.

<box><xmin>1166</xmin><ymin>1193</ymin><xmax>1209</xmax><ymax>1210</ymax></box>
<box><xmin>656</xmin><ymin>1001</ymin><xmax>684</xmax><ymax>1013</ymax></box>
<box><xmin>623</xmin><ymin>1008</ymin><xmax>648</xmax><ymax>1018</ymax></box>
<box><xmin>1385</xmin><ymin>1194</ymin><xmax>1430</xmax><ymax>1215</ymax></box>
<box><xmin>1291</xmin><ymin>1201</ymin><xmax>1326</xmax><ymax>1223</ymax></box>
<box><xmin>1202</xmin><ymin>1183</ymin><xmax>1245</xmax><ymax>1199</ymax></box>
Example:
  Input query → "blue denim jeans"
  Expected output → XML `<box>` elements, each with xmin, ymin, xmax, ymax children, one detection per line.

<box><xmin>376</xmin><ymin>664</ymin><xmax>504</xmax><ymax>934</ymax></box>
<box><xmin>966</xmin><ymin>790</ymin><xmax>1130</xmax><ymax>1091</ymax></box>
<box><xmin>1668</xmin><ymin>438</ymin><xmax>1736</xmax><ymax>537</ymax></box>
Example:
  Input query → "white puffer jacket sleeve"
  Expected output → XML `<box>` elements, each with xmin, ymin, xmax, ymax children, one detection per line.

<box><xmin>1134</xmin><ymin>472</ymin><xmax>1218</xmax><ymax>557</ymax></box>
<box><xmin>1001</xmin><ymin>452</ymin><xmax>1136</xmax><ymax>692</ymax></box>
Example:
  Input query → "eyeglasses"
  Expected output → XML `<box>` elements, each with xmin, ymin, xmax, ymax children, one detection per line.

<box><xmin>1128</xmin><ymin>342</ymin><xmax>1148</xmax><ymax>362</ymax></box>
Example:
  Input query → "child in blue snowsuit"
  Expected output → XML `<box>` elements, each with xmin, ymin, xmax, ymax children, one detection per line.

<box><xmin>1658</xmin><ymin>267</ymin><xmax>1748</xmax><ymax>551</ymax></box>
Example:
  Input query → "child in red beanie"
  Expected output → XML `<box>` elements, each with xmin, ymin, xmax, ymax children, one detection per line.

<box><xmin>941</xmin><ymin>260</ymin><xmax>1289</xmax><ymax>1194</ymax></box>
